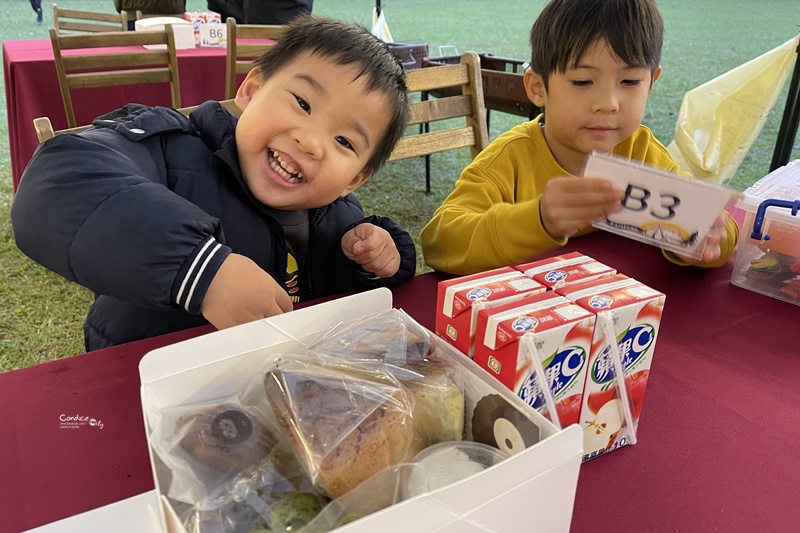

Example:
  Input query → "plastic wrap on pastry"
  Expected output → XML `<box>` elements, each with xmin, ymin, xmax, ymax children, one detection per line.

<box><xmin>182</xmin><ymin>487</ymin><xmax>328</xmax><ymax>532</ymax></box>
<box><xmin>307</xmin><ymin>309</ymin><xmax>439</xmax><ymax>367</ymax></box>
<box><xmin>262</xmin><ymin>354</ymin><xmax>414</xmax><ymax>499</ymax></box>
<box><xmin>176</xmin><ymin>406</ymin><xmax>275</xmax><ymax>474</ymax></box>
<box><xmin>181</xmin><ymin>456</ymin><xmax>329</xmax><ymax>533</ymax></box>
<box><xmin>299</xmin><ymin>463</ymin><xmax>417</xmax><ymax>533</ymax></box>
<box><xmin>310</xmin><ymin>309</ymin><xmax>466</xmax><ymax>462</ymax></box>
<box><xmin>153</xmin><ymin>400</ymin><xmax>280</xmax><ymax>504</ymax></box>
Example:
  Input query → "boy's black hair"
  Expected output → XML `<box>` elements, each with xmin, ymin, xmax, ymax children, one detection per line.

<box><xmin>252</xmin><ymin>15</ymin><xmax>409</xmax><ymax>176</ymax></box>
<box><xmin>529</xmin><ymin>0</ymin><xmax>663</xmax><ymax>89</ymax></box>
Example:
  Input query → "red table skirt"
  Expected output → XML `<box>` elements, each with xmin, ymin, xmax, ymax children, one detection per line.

<box><xmin>3</xmin><ymin>39</ymin><xmax>236</xmax><ymax>191</ymax></box>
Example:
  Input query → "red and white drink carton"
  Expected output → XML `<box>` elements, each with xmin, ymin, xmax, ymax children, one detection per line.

<box><xmin>515</xmin><ymin>251</ymin><xmax>617</xmax><ymax>290</ymax></box>
<box><xmin>473</xmin><ymin>291</ymin><xmax>595</xmax><ymax>428</ymax></box>
<box><xmin>183</xmin><ymin>11</ymin><xmax>223</xmax><ymax>45</ymax></box>
<box><xmin>436</xmin><ymin>267</ymin><xmax>545</xmax><ymax>357</ymax></box>
<box><xmin>558</xmin><ymin>274</ymin><xmax>666</xmax><ymax>462</ymax></box>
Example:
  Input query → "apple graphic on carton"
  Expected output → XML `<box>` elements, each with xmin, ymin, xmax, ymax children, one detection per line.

<box><xmin>587</xmin><ymin>388</ymin><xmax>616</xmax><ymax>414</ymax></box>
<box><xmin>586</xmin><ymin>369</ymin><xmax>648</xmax><ymax>423</ymax></box>
<box><xmin>625</xmin><ymin>369</ymin><xmax>649</xmax><ymax>419</ymax></box>
<box><xmin>555</xmin><ymin>393</ymin><xmax>582</xmax><ymax>427</ymax></box>
<box><xmin>583</xmin><ymin>399</ymin><xmax>624</xmax><ymax>453</ymax></box>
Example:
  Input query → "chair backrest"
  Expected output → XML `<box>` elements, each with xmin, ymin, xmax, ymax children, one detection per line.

<box><xmin>225</xmin><ymin>17</ymin><xmax>285</xmax><ymax>99</ymax></box>
<box><xmin>387</xmin><ymin>51</ymin><xmax>489</xmax><ymax>189</ymax></box>
<box><xmin>50</xmin><ymin>26</ymin><xmax>182</xmax><ymax>128</ymax></box>
<box><xmin>52</xmin><ymin>4</ymin><xmax>128</xmax><ymax>34</ymax></box>
<box><xmin>33</xmin><ymin>100</ymin><xmax>242</xmax><ymax>143</ymax></box>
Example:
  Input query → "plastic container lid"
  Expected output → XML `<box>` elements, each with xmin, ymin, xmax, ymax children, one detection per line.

<box><xmin>403</xmin><ymin>441</ymin><xmax>509</xmax><ymax>499</ymax></box>
<box><xmin>738</xmin><ymin>160</ymin><xmax>800</xmax><ymax>216</ymax></box>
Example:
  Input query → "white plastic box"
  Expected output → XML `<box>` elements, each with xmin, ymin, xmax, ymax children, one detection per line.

<box><xmin>135</xmin><ymin>17</ymin><xmax>196</xmax><ymax>50</ymax></box>
<box><xmin>731</xmin><ymin>161</ymin><xmax>800</xmax><ymax>305</ymax></box>
<box><xmin>139</xmin><ymin>289</ymin><xmax>583</xmax><ymax>533</ymax></box>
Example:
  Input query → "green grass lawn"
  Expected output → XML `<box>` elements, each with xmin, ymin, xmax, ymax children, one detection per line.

<box><xmin>1</xmin><ymin>0</ymin><xmax>799</xmax><ymax>370</ymax></box>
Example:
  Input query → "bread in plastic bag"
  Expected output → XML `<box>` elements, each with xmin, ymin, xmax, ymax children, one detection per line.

<box><xmin>307</xmin><ymin>309</ymin><xmax>465</xmax><ymax>458</ymax></box>
<box><xmin>172</xmin><ymin>374</ymin><xmax>330</xmax><ymax>532</ymax></box>
<box><xmin>153</xmin><ymin>308</ymin><xmax>470</xmax><ymax>532</ymax></box>
<box><xmin>180</xmin><ymin>456</ymin><xmax>329</xmax><ymax>533</ymax></box>
<box><xmin>401</xmin><ymin>363</ymin><xmax>465</xmax><ymax>458</ymax></box>
<box><xmin>262</xmin><ymin>353</ymin><xmax>415</xmax><ymax>499</ymax></box>
<box><xmin>307</xmin><ymin>309</ymin><xmax>439</xmax><ymax>367</ymax></box>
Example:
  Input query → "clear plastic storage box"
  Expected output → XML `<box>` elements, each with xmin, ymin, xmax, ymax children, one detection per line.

<box><xmin>731</xmin><ymin>160</ymin><xmax>800</xmax><ymax>305</ymax></box>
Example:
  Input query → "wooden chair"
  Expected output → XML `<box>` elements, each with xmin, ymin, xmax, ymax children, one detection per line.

<box><xmin>225</xmin><ymin>17</ymin><xmax>285</xmax><ymax>99</ymax></box>
<box><xmin>388</xmin><ymin>51</ymin><xmax>489</xmax><ymax>193</ymax></box>
<box><xmin>50</xmin><ymin>26</ymin><xmax>182</xmax><ymax>128</ymax></box>
<box><xmin>52</xmin><ymin>4</ymin><xmax>128</xmax><ymax>34</ymax></box>
<box><xmin>33</xmin><ymin>100</ymin><xmax>241</xmax><ymax>143</ymax></box>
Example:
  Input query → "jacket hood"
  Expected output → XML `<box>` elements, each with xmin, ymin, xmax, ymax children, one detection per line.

<box><xmin>189</xmin><ymin>100</ymin><xmax>239</xmax><ymax>152</ymax></box>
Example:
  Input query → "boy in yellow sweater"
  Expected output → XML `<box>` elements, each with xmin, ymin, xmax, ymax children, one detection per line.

<box><xmin>421</xmin><ymin>0</ymin><xmax>738</xmax><ymax>275</ymax></box>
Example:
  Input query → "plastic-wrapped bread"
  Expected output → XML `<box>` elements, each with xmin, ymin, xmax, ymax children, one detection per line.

<box><xmin>308</xmin><ymin>309</ymin><xmax>437</xmax><ymax>366</ymax></box>
<box><xmin>263</xmin><ymin>357</ymin><xmax>414</xmax><ymax>499</ymax></box>
<box><xmin>402</xmin><ymin>363</ymin><xmax>465</xmax><ymax>458</ymax></box>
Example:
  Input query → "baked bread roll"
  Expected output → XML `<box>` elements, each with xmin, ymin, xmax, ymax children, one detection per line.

<box><xmin>264</xmin><ymin>366</ymin><xmax>414</xmax><ymax>499</ymax></box>
<box><xmin>403</xmin><ymin>364</ymin><xmax>465</xmax><ymax>458</ymax></box>
<box><xmin>175</xmin><ymin>404</ymin><xmax>275</xmax><ymax>475</ymax></box>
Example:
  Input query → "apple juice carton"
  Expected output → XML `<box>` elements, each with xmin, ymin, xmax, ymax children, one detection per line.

<box><xmin>183</xmin><ymin>11</ymin><xmax>222</xmax><ymax>46</ymax></box>
<box><xmin>515</xmin><ymin>251</ymin><xmax>616</xmax><ymax>290</ymax></box>
<box><xmin>473</xmin><ymin>291</ymin><xmax>595</xmax><ymax>428</ymax></box>
<box><xmin>557</xmin><ymin>274</ymin><xmax>665</xmax><ymax>462</ymax></box>
<box><xmin>436</xmin><ymin>267</ymin><xmax>546</xmax><ymax>357</ymax></box>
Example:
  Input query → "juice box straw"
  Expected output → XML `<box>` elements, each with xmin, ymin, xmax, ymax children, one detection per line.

<box><xmin>520</xmin><ymin>334</ymin><xmax>562</xmax><ymax>430</ymax></box>
<box><xmin>598</xmin><ymin>314</ymin><xmax>638</xmax><ymax>445</ymax></box>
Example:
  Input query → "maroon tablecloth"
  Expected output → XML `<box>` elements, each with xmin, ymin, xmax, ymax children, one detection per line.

<box><xmin>1</xmin><ymin>226</ymin><xmax>799</xmax><ymax>532</ymax></box>
<box><xmin>2</xmin><ymin>39</ymin><xmax>230</xmax><ymax>191</ymax></box>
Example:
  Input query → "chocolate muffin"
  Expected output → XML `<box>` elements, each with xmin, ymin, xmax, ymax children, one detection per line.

<box><xmin>176</xmin><ymin>404</ymin><xmax>276</xmax><ymax>476</ymax></box>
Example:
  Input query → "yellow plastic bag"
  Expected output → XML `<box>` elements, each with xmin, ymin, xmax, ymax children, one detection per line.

<box><xmin>667</xmin><ymin>35</ymin><xmax>800</xmax><ymax>184</ymax></box>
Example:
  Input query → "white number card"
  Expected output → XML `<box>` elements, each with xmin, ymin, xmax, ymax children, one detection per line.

<box><xmin>199</xmin><ymin>23</ymin><xmax>227</xmax><ymax>47</ymax></box>
<box><xmin>583</xmin><ymin>152</ymin><xmax>734</xmax><ymax>260</ymax></box>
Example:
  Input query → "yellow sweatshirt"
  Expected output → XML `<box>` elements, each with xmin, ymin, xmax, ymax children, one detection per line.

<box><xmin>421</xmin><ymin>116</ymin><xmax>738</xmax><ymax>275</ymax></box>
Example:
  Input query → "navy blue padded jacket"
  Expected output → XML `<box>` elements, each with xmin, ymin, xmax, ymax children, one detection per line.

<box><xmin>12</xmin><ymin>102</ymin><xmax>416</xmax><ymax>350</ymax></box>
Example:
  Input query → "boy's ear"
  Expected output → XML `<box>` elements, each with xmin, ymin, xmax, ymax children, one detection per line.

<box><xmin>234</xmin><ymin>68</ymin><xmax>262</xmax><ymax>111</ymax></box>
<box><xmin>340</xmin><ymin>168</ymin><xmax>373</xmax><ymax>196</ymax></box>
<box><xmin>649</xmin><ymin>66</ymin><xmax>662</xmax><ymax>91</ymax></box>
<box><xmin>524</xmin><ymin>69</ymin><xmax>546</xmax><ymax>108</ymax></box>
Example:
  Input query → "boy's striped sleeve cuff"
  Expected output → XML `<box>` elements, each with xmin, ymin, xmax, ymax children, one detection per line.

<box><xmin>174</xmin><ymin>236</ymin><xmax>231</xmax><ymax>314</ymax></box>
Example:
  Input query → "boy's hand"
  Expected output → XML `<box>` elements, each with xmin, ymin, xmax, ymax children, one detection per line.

<box><xmin>673</xmin><ymin>213</ymin><xmax>726</xmax><ymax>265</ymax></box>
<box><xmin>540</xmin><ymin>177</ymin><xmax>623</xmax><ymax>239</ymax></box>
<box><xmin>341</xmin><ymin>223</ymin><xmax>401</xmax><ymax>278</ymax></box>
<box><xmin>201</xmin><ymin>253</ymin><xmax>293</xmax><ymax>330</ymax></box>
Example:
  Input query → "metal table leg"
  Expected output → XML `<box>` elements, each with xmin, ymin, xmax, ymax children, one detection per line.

<box><xmin>770</xmin><ymin>38</ymin><xmax>800</xmax><ymax>171</ymax></box>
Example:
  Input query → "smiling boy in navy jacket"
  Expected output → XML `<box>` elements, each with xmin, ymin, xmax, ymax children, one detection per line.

<box><xmin>12</xmin><ymin>15</ymin><xmax>415</xmax><ymax>350</ymax></box>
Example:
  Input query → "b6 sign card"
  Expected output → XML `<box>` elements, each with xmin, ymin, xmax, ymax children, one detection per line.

<box><xmin>583</xmin><ymin>152</ymin><xmax>733</xmax><ymax>260</ymax></box>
